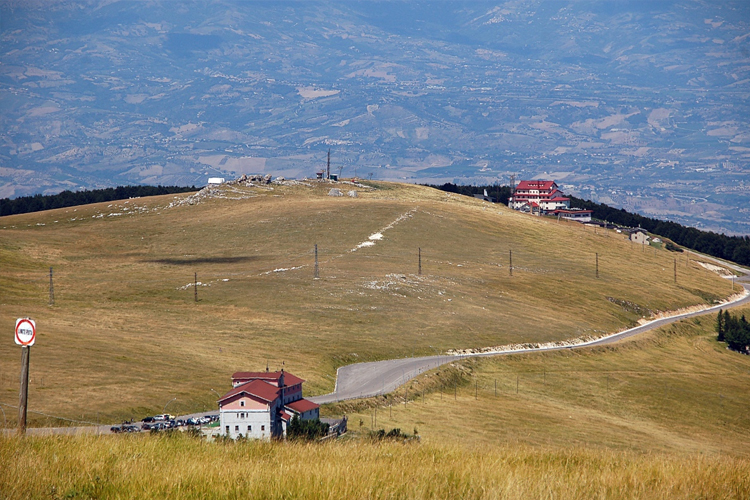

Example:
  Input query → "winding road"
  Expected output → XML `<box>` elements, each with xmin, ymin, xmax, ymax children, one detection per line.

<box><xmin>310</xmin><ymin>277</ymin><xmax>750</xmax><ymax>405</ymax></box>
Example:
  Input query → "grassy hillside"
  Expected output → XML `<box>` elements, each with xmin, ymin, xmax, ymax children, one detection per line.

<box><xmin>2</xmin><ymin>314</ymin><xmax>750</xmax><ymax>498</ymax></box>
<box><xmin>330</xmin><ymin>305</ymin><xmax>750</xmax><ymax>457</ymax></box>
<box><xmin>0</xmin><ymin>181</ymin><xmax>737</xmax><ymax>425</ymax></box>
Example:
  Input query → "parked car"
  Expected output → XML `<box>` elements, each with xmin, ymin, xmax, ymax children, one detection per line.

<box><xmin>110</xmin><ymin>426</ymin><xmax>122</xmax><ymax>433</ymax></box>
<box><xmin>142</xmin><ymin>416</ymin><xmax>155</xmax><ymax>423</ymax></box>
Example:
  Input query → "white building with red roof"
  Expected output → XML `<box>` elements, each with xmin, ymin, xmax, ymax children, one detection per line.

<box><xmin>218</xmin><ymin>369</ymin><xmax>320</xmax><ymax>440</ymax></box>
<box><xmin>509</xmin><ymin>180</ymin><xmax>570</xmax><ymax>213</ymax></box>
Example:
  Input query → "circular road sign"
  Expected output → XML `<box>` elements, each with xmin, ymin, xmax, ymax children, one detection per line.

<box><xmin>15</xmin><ymin>318</ymin><xmax>36</xmax><ymax>346</ymax></box>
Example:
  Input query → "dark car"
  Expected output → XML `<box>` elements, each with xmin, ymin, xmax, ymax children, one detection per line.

<box><xmin>110</xmin><ymin>426</ymin><xmax>122</xmax><ymax>433</ymax></box>
<box><xmin>142</xmin><ymin>416</ymin><xmax>155</xmax><ymax>423</ymax></box>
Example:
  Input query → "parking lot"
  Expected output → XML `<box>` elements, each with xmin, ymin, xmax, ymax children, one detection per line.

<box><xmin>109</xmin><ymin>413</ymin><xmax>218</xmax><ymax>434</ymax></box>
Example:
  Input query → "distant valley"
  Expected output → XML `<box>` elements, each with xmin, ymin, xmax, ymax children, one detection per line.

<box><xmin>1</xmin><ymin>0</ymin><xmax>749</xmax><ymax>234</ymax></box>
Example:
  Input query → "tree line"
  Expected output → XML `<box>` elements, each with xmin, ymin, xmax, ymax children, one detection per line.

<box><xmin>716</xmin><ymin>310</ymin><xmax>750</xmax><ymax>354</ymax></box>
<box><xmin>0</xmin><ymin>185</ymin><xmax>199</xmax><ymax>217</ymax></box>
<box><xmin>427</xmin><ymin>183</ymin><xmax>750</xmax><ymax>267</ymax></box>
<box><xmin>567</xmin><ymin>197</ymin><xmax>750</xmax><ymax>266</ymax></box>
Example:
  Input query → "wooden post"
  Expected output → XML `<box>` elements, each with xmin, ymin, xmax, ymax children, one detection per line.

<box><xmin>596</xmin><ymin>253</ymin><xmax>599</xmax><ymax>279</ymax></box>
<box><xmin>18</xmin><ymin>346</ymin><xmax>30</xmax><ymax>436</ymax></box>
<box><xmin>674</xmin><ymin>259</ymin><xmax>677</xmax><ymax>284</ymax></box>
<box><xmin>314</xmin><ymin>244</ymin><xmax>319</xmax><ymax>279</ymax></box>
<box><xmin>48</xmin><ymin>267</ymin><xmax>54</xmax><ymax>306</ymax></box>
<box><xmin>418</xmin><ymin>247</ymin><xmax>422</xmax><ymax>276</ymax></box>
<box><xmin>194</xmin><ymin>272</ymin><xmax>198</xmax><ymax>302</ymax></box>
<box><xmin>509</xmin><ymin>249</ymin><xmax>513</xmax><ymax>277</ymax></box>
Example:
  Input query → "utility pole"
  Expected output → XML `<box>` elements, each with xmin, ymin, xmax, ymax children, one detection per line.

<box><xmin>18</xmin><ymin>346</ymin><xmax>30</xmax><ymax>435</ymax></box>
<box><xmin>48</xmin><ymin>267</ymin><xmax>54</xmax><ymax>306</ymax></box>
<box><xmin>509</xmin><ymin>249</ymin><xmax>513</xmax><ymax>277</ymax></box>
<box><xmin>418</xmin><ymin>248</ymin><xmax>422</xmax><ymax>276</ymax></box>
<box><xmin>194</xmin><ymin>272</ymin><xmax>198</xmax><ymax>302</ymax></box>
<box><xmin>674</xmin><ymin>259</ymin><xmax>677</xmax><ymax>284</ymax></box>
<box><xmin>596</xmin><ymin>253</ymin><xmax>599</xmax><ymax>279</ymax></box>
<box><xmin>327</xmin><ymin>149</ymin><xmax>331</xmax><ymax>180</ymax></box>
<box><xmin>314</xmin><ymin>244</ymin><xmax>319</xmax><ymax>279</ymax></box>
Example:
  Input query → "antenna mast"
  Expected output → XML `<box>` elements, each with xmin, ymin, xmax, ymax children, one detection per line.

<box><xmin>327</xmin><ymin>149</ymin><xmax>331</xmax><ymax>180</ymax></box>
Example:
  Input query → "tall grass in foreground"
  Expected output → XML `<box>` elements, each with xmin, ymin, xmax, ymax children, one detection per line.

<box><xmin>1</xmin><ymin>433</ymin><xmax>748</xmax><ymax>499</ymax></box>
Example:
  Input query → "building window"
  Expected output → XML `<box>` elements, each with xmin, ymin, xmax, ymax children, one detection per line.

<box><xmin>247</xmin><ymin>425</ymin><xmax>251</xmax><ymax>432</ymax></box>
<box><xmin>235</xmin><ymin>425</ymin><xmax>239</xmax><ymax>433</ymax></box>
<box><xmin>225</xmin><ymin>426</ymin><xmax>229</xmax><ymax>435</ymax></box>
<box><xmin>240</xmin><ymin>413</ymin><xmax>244</xmax><ymax>419</ymax></box>
<box><xmin>261</xmin><ymin>425</ymin><xmax>265</xmax><ymax>431</ymax></box>
<box><xmin>240</xmin><ymin>401</ymin><xmax>245</xmax><ymax>407</ymax></box>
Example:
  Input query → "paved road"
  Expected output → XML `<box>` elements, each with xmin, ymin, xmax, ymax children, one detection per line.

<box><xmin>310</xmin><ymin>279</ymin><xmax>750</xmax><ymax>405</ymax></box>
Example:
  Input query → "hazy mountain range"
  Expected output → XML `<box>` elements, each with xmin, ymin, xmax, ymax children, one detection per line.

<box><xmin>1</xmin><ymin>0</ymin><xmax>749</xmax><ymax>234</ymax></box>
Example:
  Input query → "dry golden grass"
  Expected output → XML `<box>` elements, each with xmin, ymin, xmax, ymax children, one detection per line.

<box><xmin>0</xmin><ymin>181</ymin><xmax>736</xmax><ymax>425</ymax></box>
<box><xmin>1</xmin><ymin>432</ymin><xmax>748</xmax><ymax>500</ymax></box>
<box><xmin>334</xmin><ymin>306</ymin><xmax>750</xmax><ymax>457</ymax></box>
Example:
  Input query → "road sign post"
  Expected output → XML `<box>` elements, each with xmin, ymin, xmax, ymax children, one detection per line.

<box><xmin>18</xmin><ymin>346</ymin><xmax>30</xmax><ymax>435</ymax></box>
<box><xmin>15</xmin><ymin>318</ymin><xmax>35</xmax><ymax>436</ymax></box>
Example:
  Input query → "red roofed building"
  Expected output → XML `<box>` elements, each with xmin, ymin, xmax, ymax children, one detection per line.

<box><xmin>509</xmin><ymin>180</ymin><xmax>570</xmax><ymax>213</ymax></box>
<box><xmin>218</xmin><ymin>369</ymin><xmax>319</xmax><ymax>440</ymax></box>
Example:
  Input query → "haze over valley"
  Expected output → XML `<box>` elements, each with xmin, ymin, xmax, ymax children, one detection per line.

<box><xmin>2</xmin><ymin>0</ymin><xmax>750</xmax><ymax>234</ymax></box>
